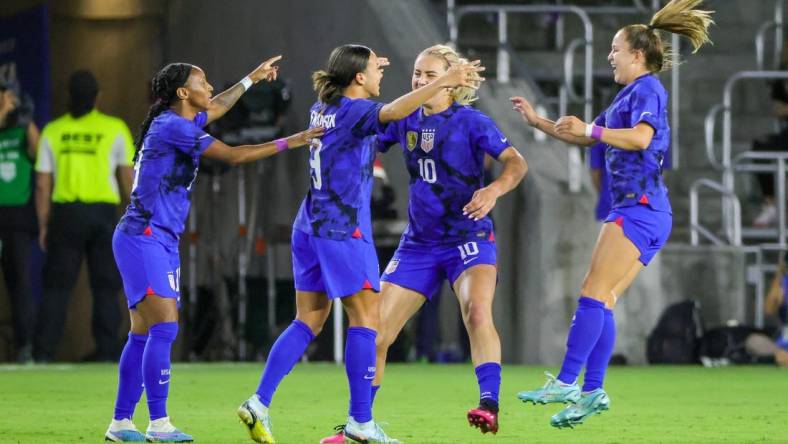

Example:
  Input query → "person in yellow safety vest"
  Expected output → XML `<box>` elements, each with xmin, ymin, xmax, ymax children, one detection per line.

<box><xmin>33</xmin><ymin>70</ymin><xmax>135</xmax><ymax>362</ymax></box>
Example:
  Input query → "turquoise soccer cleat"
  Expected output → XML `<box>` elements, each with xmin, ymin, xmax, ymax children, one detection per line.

<box><xmin>237</xmin><ymin>395</ymin><xmax>275</xmax><ymax>443</ymax></box>
<box><xmin>144</xmin><ymin>417</ymin><xmax>193</xmax><ymax>443</ymax></box>
<box><xmin>343</xmin><ymin>417</ymin><xmax>402</xmax><ymax>444</ymax></box>
<box><xmin>104</xmin><ymin>418</ymin><xmax>145</xmax><ymax>442</ymax></box>
<box><xmin>517</xmin><ymin>372</ymin><xmax>581</xmax><ymax>405</ymax></box>
<box><xmin>550</xmin><ymin>388</ymin><xmax>610</xmax><ymax>429</ymax></box>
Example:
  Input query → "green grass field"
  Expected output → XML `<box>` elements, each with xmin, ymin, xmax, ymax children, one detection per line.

<box><xmin>0</xmin><ymin>363</ymin><xmax>786</xmax><ymax>443</ymax></box>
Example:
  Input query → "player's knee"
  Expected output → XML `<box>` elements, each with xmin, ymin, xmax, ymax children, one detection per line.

<box><xmin>465</xmin><ymin>304</ymin><xmax>492</xmax><ymax>332</ymax></box>
<box><xmin>296</xmin><ymin>317</ymin><xmax>325</xmax><ymax>336</ymax></box>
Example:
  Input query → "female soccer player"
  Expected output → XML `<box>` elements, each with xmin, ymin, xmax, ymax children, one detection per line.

<box><xmin>236</xmin><ymin>44</ymin><xmax>483</xmax><ymax>444</ymax></box>
<box><xmin>510</xmin><ymin>0</ymin><xmax>713</xmax><ymax>428</ymax></box>
<box><xmin>373</xmin><ymin>44</ymin><xmax>527</xmax><ymax>437</ymax></box>
<box><xmin>105</xmin><ymin>56</ymin><xmax>323</xmax><ymax>443</ymax></box>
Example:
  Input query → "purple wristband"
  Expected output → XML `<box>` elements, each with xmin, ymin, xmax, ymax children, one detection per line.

<box><xmin>274</xmin><ymin>138</ymin><xmax>288</xmax><ymax>153</ymax></box>
<box><xmin>591</xmin><ymin>125</ymin><xmax>604</xmax><ymax>140</ymax></box>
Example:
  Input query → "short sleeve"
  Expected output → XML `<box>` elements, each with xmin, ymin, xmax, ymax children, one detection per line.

<box><xmin>375</xmin><ymin>121</ymin><xmax>400</xmax><ymax>153</ymax></box>
<box><xmin>35</xmin><ymin>135</ymin><xmax>54</xmax><ymax>173</ymax></box>
<box><xmin>117</xmin><ymin>121</ymin><xmax>135</xmax><ymax>166</ymax></box>
<box><xmin>347</xmin><ymin>99</ymin><xmax>386</xmax><ymax>138</ymax></box>
<box><xmin>588</xmin><ymin>142</ymin><xmax>606</xmax><ymax>170</ymax></box>
<box><xmin>593</xmin><ymin>111</ymin><xmax>606</xmax><ymax>127</ymax></box>
<box><xmin>470</xmin><ymin>112</ymin><xmax>509</xmax><ymax>159</ymax></box>
<box><xmin>167</xmin><ymin>115</ymin><xmax>215</xmax><ymax>156</ymax></box>
<box><xmin>628</xmin><ymin>88</ymin><xmax>660</xmax><ymax>130</ymax></box>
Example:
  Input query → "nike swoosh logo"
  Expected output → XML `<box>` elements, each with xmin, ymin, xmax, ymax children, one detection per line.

<box><xmin>463</xmin><ymin>257</ymin><xmax>479</xmax><ymax>265</ymax></box>
<box><xmin>500</xmin><ymin>137</ymin><xmax>507</xmax><ymax>143</ymax></box>
<box><xmin>363</xmin><ymin>375</ymin><xmax>375</xmax><ymax>380</ymax></box>
<box><xmin>158</xmin><ymin>379</ymin><xmax>170</xmax><ymax>385</ymax></box>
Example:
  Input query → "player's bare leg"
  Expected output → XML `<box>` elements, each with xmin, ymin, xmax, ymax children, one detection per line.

<box><xmin>454</xmin><ymin>264</ymin><xmax>501</xmax><ymax>434</ymax></box>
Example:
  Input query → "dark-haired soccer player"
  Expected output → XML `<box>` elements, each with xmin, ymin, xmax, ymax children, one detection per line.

<box><xmin>236</xmin><ymin>44</ymin><xmax>483</xmax><ymax>444</ymax></box>
<box><xmin>105</xmin><ymin>56</ymin><xmax>322</xmax><ymax>443</ymax></box>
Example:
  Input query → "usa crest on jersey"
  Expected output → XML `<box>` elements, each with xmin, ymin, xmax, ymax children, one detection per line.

<box><xmin>420</xmin><ymin>128</ymin><xmax>435</xmax><ymax>153</ymax></box>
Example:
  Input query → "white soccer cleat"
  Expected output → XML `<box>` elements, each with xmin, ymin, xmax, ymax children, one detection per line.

<box><xmin>343</xmin><ymin>417</ymin><xmax>401</xmax><ymax>444</ymax></box>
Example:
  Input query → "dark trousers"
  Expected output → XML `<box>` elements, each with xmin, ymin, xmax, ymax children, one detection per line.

<box><xmin>33</xmin><ymin>203</ymin><xmax>122</xmax><ymax>361</ymax></box>
<box><xmin>0</xmin><ymin>229</ymin><xmax>35</xmax><ymax>350</ymax></box>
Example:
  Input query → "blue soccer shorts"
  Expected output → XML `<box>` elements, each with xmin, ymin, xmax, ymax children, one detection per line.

<box><xmin>291</xmin><ymin>228</ymin><xmax>381</xmax><ymax>299</ymax></box>
<box><xmin>381</xmin><ymin>236</ymin><xmax>497</xmax><ymax>300</ymax></box>
<box><xmin>605</xmin><ymin>204</ymin><xmax>672</xmax><ymax>266</ymax></box>
<box><xmin>112</xmin><ymin>228</ymin><xmax>181</xmax><ymax>309</ymax></box>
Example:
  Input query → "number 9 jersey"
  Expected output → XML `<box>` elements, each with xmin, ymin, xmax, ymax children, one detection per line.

<box><xmin>377</xmin><ymin>103</ymin><xmax>510</xmax><ymax>245</ymax></box>
<box><xmin>293</xmin><ymin>97</ymin><xmax>387</xmax><ymax>242</ymax></box>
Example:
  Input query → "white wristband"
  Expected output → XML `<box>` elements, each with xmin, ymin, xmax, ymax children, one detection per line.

<box><xmin>240</xmin><ymin>76</ymin><xmax>254</xmax><ymax>91</ymax></box>
<box><xmin>585</xmin><ymin>123</ymin><xmax>593</xmax><ymax>138</ymax></box>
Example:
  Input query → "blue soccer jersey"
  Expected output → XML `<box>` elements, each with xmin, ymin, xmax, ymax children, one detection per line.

<box><xmin>293</xmin><ymin>97</ymin><xmax>385</xmax><ymax>241</ymax></box>
<box><xmin>378</xmin><ymin>103</ymin><xmax>510</xmax><ymax>244</ymax></box>
<box><xmin>594</xmin><ymin>73</ymin><xmax>671</xmax><ymax>213</ymax></box>
<box><xmin>589</xmin><ymin>142</ymin><xmax>611</xmax><ymax>221</ymax></box>
<box><xmin>118</xmin><ymin>110</ymin><xmax>215</xmax><ymax>243</ymax></box>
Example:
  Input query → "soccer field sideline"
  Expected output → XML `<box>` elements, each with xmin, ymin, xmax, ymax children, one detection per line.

<box><xmin>0</xmin><ymin>363</ymin><xmax>786</xmax><ymax>443</ymax></box>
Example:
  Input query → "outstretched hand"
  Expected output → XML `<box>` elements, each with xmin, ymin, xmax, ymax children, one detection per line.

<box><xmin>554</xmin><ymin>116</ymin><xmax>587</xmax><ymax>138</ymax></box>
<box><xmin>286</xmin><ymin>126</ymin><xmax>325</xmax><ymax>149</ymax></box>
<box><xmin>377</xmin><ymin>57</ymin><xmax>390</xmax><ymax>68</ymax></box>
<box><xmin>249</xmin><ymin>55</ymin><xmax>283</xmax><ymax>83</ymax></box>
<box><xmin>509</xmin><ymin>96</ymin><xmax>540</xmax><ymax>127</ymax></box>
<box><xmin>442</xmin><ymin>60</ymin><xmax>485</xmax><ymax>89</ymax></box>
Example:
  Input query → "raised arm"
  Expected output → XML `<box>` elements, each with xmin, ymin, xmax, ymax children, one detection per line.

<box><xmin>378</xmin><ymin>61</ymin><xmax>485</xmax><ymax>123</ymax></box>
<box><xmin>205</xmin><ymin>55</ymin><xmax>283</xmax><ymax>125</ymax></box>
<box><xmin>462</xmin><ymin>147</ymin><xmax>528</xmax><ymax>221</ymax></box>
<box><xmin>202</xmin><ymin>126</ymin><xmax>324</xmax><ymax>165</ymax></box>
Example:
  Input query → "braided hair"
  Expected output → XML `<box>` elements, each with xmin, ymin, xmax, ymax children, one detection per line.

<box><xmin>134</xmin><ymin>63</ymin><xmax>193</xmax><ymax>157</ymax></box>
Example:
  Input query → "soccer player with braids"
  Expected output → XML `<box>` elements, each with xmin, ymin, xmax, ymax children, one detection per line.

<box><xmin>105</xmin><ymin>57</ymin><xmax>323</xmax><ymax>443</ymax></box>
<box><xmin>236</xmin><ymin>44</ymin><xmax>483</xmax><ymax>444</ymax></box>
<box><xmin>510</xmin><ymin>0</ymin><xmax>713</xmax><ymax>428</ymax></box>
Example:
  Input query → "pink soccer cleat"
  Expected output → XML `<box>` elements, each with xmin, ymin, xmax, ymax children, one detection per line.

<box><xmin>467</xmin><ymin>406</ymin><xmax>499</xmax><ymax>434</ymax></box>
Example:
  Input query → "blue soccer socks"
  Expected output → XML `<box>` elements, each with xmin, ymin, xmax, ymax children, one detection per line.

<box><xmin>557</xmin><ymin>297</ymin><xmax>605</xmax><ymax>385</ymax></box>
<box><xmin>346</xmin><ymin>327</ymin><xmax>377</xmax><ymax>423</ymax></box>
<box><xmin>143</xmin><ymin>322</ymin><xmax>178</xmax><ymax>421</ymax></box>
<box><xmin>114</xmin><ymin>332</ymin><xmax>148</xmax><ymax>421</ymax></box>
<box><xmin>475</xmin><ymin>362</ymin><xmax>502</xmax><ymax>407</ymax></box>
<box><xmin>582</xmin><ymin>308</ymin><xmax>616</xmax><ymax>392</ymax></box>
<box><xmin>256</xmin><ymin>319</ymin><xmax>315</xmax><ymax>407</ymax></box>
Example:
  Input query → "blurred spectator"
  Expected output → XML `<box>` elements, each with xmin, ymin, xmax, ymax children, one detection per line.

<box><xmin>33</xmin><ymin>70</ymin><xmax>135</xmax><ymax>362</ymax></box>
<box><xmin>745</xmin><ymin>256</ymin><xmax>788</xmax><ymax>367</ymax></box>
<box><xmin>0</xmin><ymin>78</ymin><xmax>40</xmax><ymax>363</ymax></box>
<box><xmin>751</xmin><ymin>49</ymin><xmax>788</xmax><ymax>227</ymax></box>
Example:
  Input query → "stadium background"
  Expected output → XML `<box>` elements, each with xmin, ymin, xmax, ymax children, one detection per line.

<box><xmin>0</xmin><ymin>0</ymin><xmax>779</xmax><ymax>366</ymax></box>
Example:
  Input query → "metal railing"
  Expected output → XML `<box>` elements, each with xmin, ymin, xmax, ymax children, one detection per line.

<box><xmin>700</xmin><ymin>72</ymin><xmax>788</xmax><ymax>243</ymax></box>
<box><xmin>689</xmin><ymin>178</ymin><xmax>742</xmax><ymax>246</ymax></box>
<box><xmin>734</xmin><ymin>151</ymin><xmax>788</xmax><ymax>247</ymax></box>
<box><xmin>755</xmin><ymin>0</ymin><xmax>784</xmax><ymax>71</ymax></box>
<box><xmin>449</xmin><ymin>4</ymin><xmax>593</xmax><ymax>192</ymax></box>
